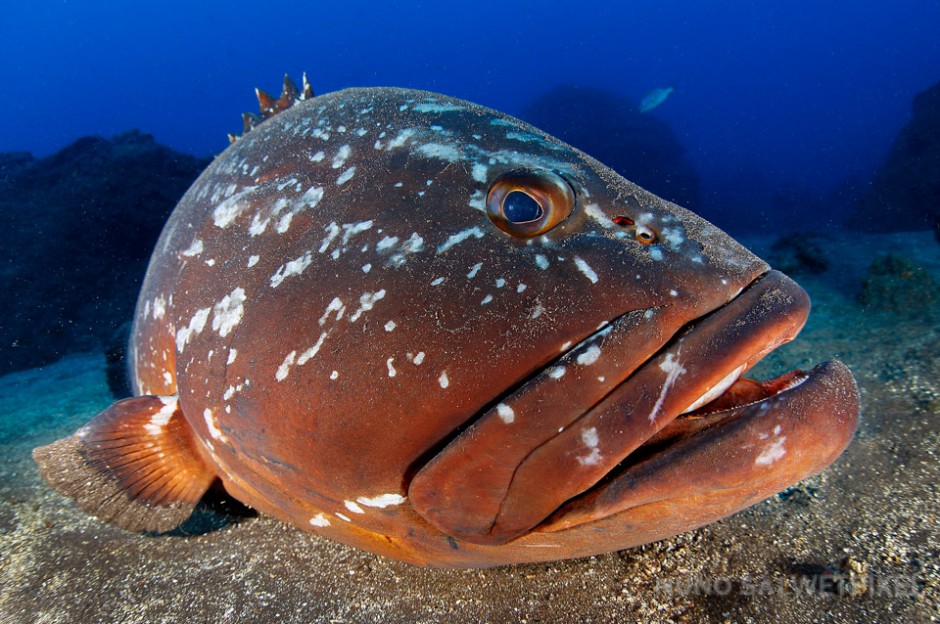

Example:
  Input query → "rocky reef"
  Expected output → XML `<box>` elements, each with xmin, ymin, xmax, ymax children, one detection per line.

<box><xmin>0</xmin><ymin>131</ymin><xmax>209</xmax><ymax>376</ymax></box>
<box><xmin>520</xmin><ymin>85</ymin><xmax>701</xmax><ymax>210</ymax></box>
<box><xmin>849</xmin><ymin>81</ymin><xmax>940</xmax><ymax>233</ymax></box>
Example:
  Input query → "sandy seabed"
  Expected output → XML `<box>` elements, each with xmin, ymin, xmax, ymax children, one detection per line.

<box><xmin>1</xmin><ymin>231</ymin><xmax>938</xmax><ymax>624</ymax></box>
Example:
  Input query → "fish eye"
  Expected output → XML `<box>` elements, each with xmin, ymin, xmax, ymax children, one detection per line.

<box><xmin>502</xmin><ymin>191</ymin><xmax>544</xmax><ymax>223</ymax></box>
<box><xmin>485</xmin><ymin>169</ymin><xmax>575</xmax><ymax>237</ymax></box>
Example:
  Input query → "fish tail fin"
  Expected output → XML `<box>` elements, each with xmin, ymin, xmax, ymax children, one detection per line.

<box><xmin>32</xmin><ymin>395</ymin><xmax>215</xmax><ymax>533</ymax></box>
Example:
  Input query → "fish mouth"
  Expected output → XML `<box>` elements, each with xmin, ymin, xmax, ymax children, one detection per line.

<box><xmin>409</xmin><ymin>270</ymin><xmax>860</xmax><ymax>546</ymax></box>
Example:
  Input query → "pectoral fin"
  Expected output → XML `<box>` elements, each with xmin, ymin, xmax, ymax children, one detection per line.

<box><xmin>33</xmin><ymin>395</ymin><xmax>215</xmax><ymax>533</ymax></box>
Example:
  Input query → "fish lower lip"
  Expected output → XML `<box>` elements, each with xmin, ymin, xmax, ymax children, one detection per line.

<box><xmin>537</xmin><ymin>361</ymin><xmax>857</xmax><ymax>534</ymax></box>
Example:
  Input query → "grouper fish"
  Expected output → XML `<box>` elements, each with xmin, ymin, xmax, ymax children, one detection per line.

<box><xmin>34</xmin><ymin>75</ymin><xmax>859</xmax><ymax>568</ymax></box>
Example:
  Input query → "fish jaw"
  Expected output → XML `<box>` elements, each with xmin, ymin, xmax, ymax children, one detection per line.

<box><xmin>410</xmin><ymin>270</ymin><xmax>858</xmax><ymax>545</ymax></box>
<box><xmin>537</xmin><ymin>359</ymin><xmax>859</xmax><ymax>535</ymax></box>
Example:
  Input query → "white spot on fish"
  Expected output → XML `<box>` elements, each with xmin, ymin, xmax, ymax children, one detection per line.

<box><xmin>481</xmin><ymin>294</ymin><xmax>493</xmax><ymax>305</ymax></box>
<box><xmin>437</xmin><ymin>227</ymin><xmax>484</xmax><ymax>253</ymax></box>
<box><xmin>356</xmin><ymin>493</ymin><xmax>406</xmax><ymax>508</ymax></box>
<box><xmin>497</xmin><ymin>403</ymin><xmax>515</xmax><ymax>424</ymax></box>
<box><xmin>277</xmin><ymin>186</ymin><xmax>324</xmax><ymax>234</ymax></box>
<box><xmin>468</xmin><ymin>189</ymin><xmax>486</xmax><ymax>212</ymax></box>
<box><xmin>530</xmin><ymin>304</ymin><xmax>544</xmax><ymax>319</ymax></box>
<box><xmin>377</xmin><ymin>235</ymin><xmax>399</xmax><ymax>252</ymax></box>
<box><xmin>342</xmin><ymin>220</ymin><xmax>374</xmax><ymax>246</ymax></box>
<box><xmin>181</xmin><ymin>239</ymin><xmax>204</xmax><ymax>257</ymax></box>
<box><xmin>413</xmin><ymin>352</ymin><xmax>425</xmax><ymax>365</ymax></box>
<box><xmin>332</xmin><ymin>146</ymin><xmax>351</xmax><ymax>169</ymax></box>
<box><xmin>336</xmin><ymin>513</ymin><xmax>352</xmax><ymax>522</ymax></box>
<box><xmin>439</xmin><ymin>371</ymin><xmax>449</xmax><ymax>388</ymax></box>
<box><xmin>577</xmin><ymin>345</ymin><xmax>602</xmax><ymax>366</ymax></box>
<box><xmin>755</xmin><ymin>434</ymin><xmax>787</xmax><ymax>466</ymax></box>
<box><xmin>402</xmin><ymin>232</ymin><xmax>425</xmax><ymax>253</ymax></box>
<box><xmin>212</xmin><ymin>288</ymin><xmax>246</xmax><ymax>337</ymax></box>
<box><xmin>650</xmin><ymin>247</ymin><xmax>664</xmax><ymax>261</ymax></box>
<box><xmin>495</xmin><ymin>278</ymin><xmax>506</xmax><ymax>288</ymax></box>
<box><xmin>670</xmin><ymin>289</ymin><xmax>679</xmax><ymax>297</ymax></box>
<box><xmin>175</xmin><ymin>307</ymin><xmax>210</xmax><ymax>352</ymax></box>
<box><xmin>247</xmin><ymin>255</ymin><xmax>260</xmax><ymax>267</ymax></box>
<box><xmin>318</xmin><ymin>222</ymin><xmax>340</xmax><ymax>253</ymax></box>
<box><xmin>343</xmin><ymin>500</ymin><xmax>365</xmax><ymax>514</ymax></box>
<box><xmin>309</xmin><ymin>151</ymin><xmax>325</xmax><ymax>162</ymax></box>
<box><xmin>203</xmin><ymin>408</ymin><xmax>228</xmax><ymax>443</ymax></box>
<box><xmin>517</xmin><ymin>283</ymin><xmax>527</xmax><ymax>293</ymax></box>
<box><xmin>309</xmin><ymin>513</ymin><xmax>330</xmax><ymax>527</ymax></box>
<box><xmin>467</xmin><ymin>263</ymin><xmax>483</xmax><ymax>279</ymax></box>
<box><xmin>362</xmin><ymin>263</ymin><xmax>372</xmax><ymax>273</ymax></box>
<box><xmin>227</xmin><ymin>350</ymin><xmax>237</xmax><ymax>365</ymax></box>
<box><xmin>413</xmin><ymin>102</ymin><xmax>465</xmax><ymax>113</ymax></box>
<box><xmin>144</xmin><ymin>396</ymin><xmax>177</xmax><ymax>436</ymax></box>
<box><xmin>574</xmin><ymin>256</ymin><xmax>599</xmax><ymax>283</ymax></box>
<box><xmin>152</xmin><ymin>296</ymin><xmax>166</xmax><ymax>320</ymax></box>
<box><xmin>330</xmin><ymin>370</ymin><xmax>339</xmax><ymax>380</ymax></box>
<box><xmin>650</xmin><ymin>351</ymin><xmax>686</xmax><ymax>422</ymax></box>
<box><xmin>384</xmin><ymin>320</ymin><xmax>397</xmax><ymax>332</ymax></box>
<box><xmin>319</xmin><ymin>297</ymin><xmax>345</xmax><ymax>326</ymax></box>
<box><xmin>576</xmin><ymin>427</ymin><xmax>602</xmax><ymax>466</ymax></box>
<box><xmin>386</xmin><ymin>128</ymin><xmax>417</xmax><ymax>150</ymax></box>
<box><xmin>297</xmin><ymin>333</ymin><xmax>328</xmax><ymax>366</ymax></box>
<box><xmin>548</xmin><ymin>366</ymin><xmax>566</xmax><ymax>379</ymax></box>
<box><xmin>349</xmin><ymin>289</ymin><xmax>386</xmax><ymax>322</ymax></box>
<box><xmin>431</xmin><ymin>277</ymin><xmax>445</xmax><ymax>286</ymax></box>
<box><xmin>472</xmin><ymin>163</ymin><xmax>488</xmax><ymax>183</ymax></box>
<box><xmin>270</xmin><ymin>252</ymin><xmax>313</xmax><ymax>287</ymax></box>
<box><xmin>583</xmin><ymin>203</ymin><xmax>614</xmax><ymax>228</ymax></box>
<box><xmin>535</xmin><ymin>254</ymin><xmax>550</xmax><ymax>270</ymax></box>
<box><xmin>276</xmin><ymin>351</ymin><xmax>296</xmax><ymax>382</ymax></box>
<box><xmin>387</xmin><ymin>357</ymin><xmax>397</xmax><ymax>377</ymax></box>
<box><xmin>337</xmin><ymin>166</ymin><xmax>356</xmax><ymax>185</ymax></box>
<box><xmin>212</xmin><ymin>186</ymin><xmax>257</xmax><ymax>229</ymax></box>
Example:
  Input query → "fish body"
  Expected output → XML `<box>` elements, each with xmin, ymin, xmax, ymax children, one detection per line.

<box><xmin>640</xmin><ymin>86</ymin><xmax>675</xmax><ymax>113</ymax></box>
<box><xmin>34</xmin><ymin>79</ymin><xmax>858</xmax><ymax>568</ymax></box>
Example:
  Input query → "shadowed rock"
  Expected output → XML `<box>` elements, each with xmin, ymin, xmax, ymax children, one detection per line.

<box><xmin>0</xmin><ymin>131</ymin><xmax>209</xmax><ymax>376</ymax></box>
<box><xmin>848</xmin><ymin>81</ymin><xmax>940</xmax><ymax>232</ymax></box>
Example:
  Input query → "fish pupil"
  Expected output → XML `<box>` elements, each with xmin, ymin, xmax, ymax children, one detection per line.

<box><xmin>502</xmin><ymin>191</ymin><xmax>544</xmax><ymax>223</ymax></box>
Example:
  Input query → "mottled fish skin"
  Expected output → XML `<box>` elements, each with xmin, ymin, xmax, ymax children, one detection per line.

<box><xmin>43</xmin><ymin>86</ymin><xmax>857</xmax><ymax>568</ymax></box>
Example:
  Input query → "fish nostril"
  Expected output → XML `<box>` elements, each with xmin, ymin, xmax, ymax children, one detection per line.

<box><xmin>612</xmin><ymin>215</ymin><xmax>634</xmax><ymax>227</ymax></box>
<box><xmin>635</xmin><ymin>225</ymin><xmax>657</xmax><ymax>245</ymax></box>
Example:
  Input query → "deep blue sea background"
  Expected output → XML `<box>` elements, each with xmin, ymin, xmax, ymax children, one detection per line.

<box><xmin>2</xmin><ymin>0</ymin><xmax>939</xmax><ymax>235</ymax></box>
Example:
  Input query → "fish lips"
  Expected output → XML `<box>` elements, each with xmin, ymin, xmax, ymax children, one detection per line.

<box><xmin>409</xmin><ymin>270</ymin><xmax>860</xmax><ymax>545</ymax></box>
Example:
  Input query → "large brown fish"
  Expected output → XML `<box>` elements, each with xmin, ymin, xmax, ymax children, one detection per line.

<box><xmin>34</xmin><ymin>76</ymin><xmax>859</xmax><ymax>568</ymax></box>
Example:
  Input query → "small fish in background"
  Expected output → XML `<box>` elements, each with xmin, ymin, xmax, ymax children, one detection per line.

<box><xmin>639</xmin><ymin>85</ymin><xmax>675</xmax><ymax>113</ymax></box>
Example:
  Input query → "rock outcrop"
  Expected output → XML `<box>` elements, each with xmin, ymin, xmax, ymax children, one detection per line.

<box><xmin>0</xmin><ymin>131</ymin><xmax>209</xmax><ymax>375</ymax></box>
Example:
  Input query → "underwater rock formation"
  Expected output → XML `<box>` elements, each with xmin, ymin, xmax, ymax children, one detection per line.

<box><xmin>767</xmin><ymin>232</ymin><xmax>831</xmax><ymax>276</ymax></box>
<box><xmin>849</xmin><ymin>81</ymin><xmax>940</xmax><ymax>232</ymax></box>
<box><xmin>858</xmin><ymin>253</ymin><xmax>939</xmax><ymax>317</ymax></box>
<box><xmin>520</xmin><ymin>85</ymin><xmax>701</xmax><ymax>209</ymax></box>
<box><xmin>0</xmin><ymin>131</ymin><xmax>209</xmax><ymax>376</ymax></box>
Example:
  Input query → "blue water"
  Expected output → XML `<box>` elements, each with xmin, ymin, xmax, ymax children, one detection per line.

<box><xmin>2</xmin><ymin>1</ymin><xmax>939</xmax><ymax>232</ymax></box>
